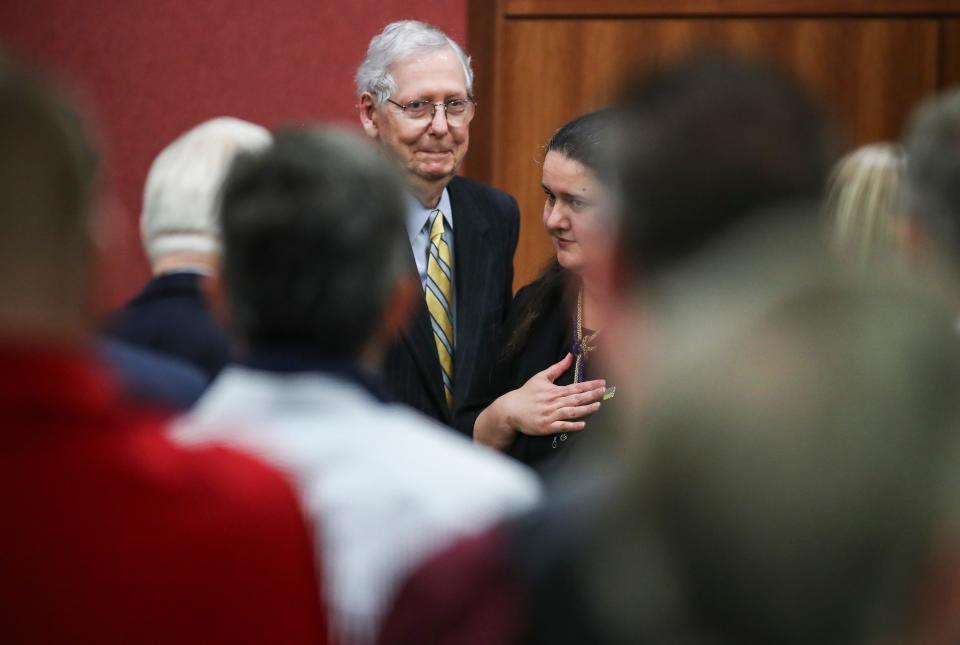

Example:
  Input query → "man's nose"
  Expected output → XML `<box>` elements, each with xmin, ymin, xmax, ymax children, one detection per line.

<box><xmin>427</xmin><ymin>104</ymin><xmax>449</xmax><ymax>135</ymax></box>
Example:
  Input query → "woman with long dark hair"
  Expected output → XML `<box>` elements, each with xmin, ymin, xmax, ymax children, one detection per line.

<box><xmin>465</xmin><ymin>110</ymin><xmax>617</xmax><ymax>474</ymax></box>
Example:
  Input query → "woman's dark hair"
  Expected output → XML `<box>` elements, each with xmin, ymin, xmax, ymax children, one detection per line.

<box><xmin>546</xmin><ymin>108</ymin><xmax>618</xmax><ymax>177</ymax></box>
<box><xmin>502</xmin><ymin>110</ymin><xmax>617</xmax><ymax>361</ymax></box>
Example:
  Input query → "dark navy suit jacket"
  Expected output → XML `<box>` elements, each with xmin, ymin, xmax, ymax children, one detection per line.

<box><xmin>103</xmin><ymin>271</ymin><xmax>231</xmax><ymax>379</ymax></box>
<box><xmin>383</xmin><ymin>176</ymin><xmax>519</xmax><ymax>433</ymax></box>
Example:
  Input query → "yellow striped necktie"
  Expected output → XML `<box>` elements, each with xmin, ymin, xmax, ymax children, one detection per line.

<box><xmin>425</xmin><ymin>209</ymin><xmax>454</xmax><ymax>409</ymax></box>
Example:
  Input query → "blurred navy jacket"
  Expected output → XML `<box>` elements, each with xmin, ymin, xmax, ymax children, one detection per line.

<box><xmin>99</xmin><ymin>337</ymin><xmax>209</xmax><ymax>410</ymax></box>
<box><xmin>103</xmin><ymin>271</ymin><xmax>230</xmax><ymax>379</ymax></box>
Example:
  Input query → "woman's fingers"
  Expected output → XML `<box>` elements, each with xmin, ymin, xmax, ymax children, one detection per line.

<box><xmin>552</xmin><ymin>401</ymin><xmax>601</xmax><ymax>422</ymax></box>
<box><xmin>556</xmin><ymin>387</ymin><xmax>606</xmax><ymax>408</ymax></box>
<box><xmin>554</xmin><ymin>379</ymin><xmax>605</xmax><ymax>398</ymax></box>
<box><xmin>549</xmin><ymin>420</ymin><xmax>588</xmax><ymax>433</ymax></box>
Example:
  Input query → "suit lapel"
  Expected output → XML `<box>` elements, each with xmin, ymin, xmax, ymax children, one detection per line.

<box><xmin>449</xmin><ymin>177</ymin><xmax>491</xmax><ymax>407</ymax></box>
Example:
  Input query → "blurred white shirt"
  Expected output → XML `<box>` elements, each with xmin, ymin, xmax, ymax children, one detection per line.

<box><xmin>173</xmin><ymin>364</ymin><xmax>541</xmax><ymax>645</ymax></box>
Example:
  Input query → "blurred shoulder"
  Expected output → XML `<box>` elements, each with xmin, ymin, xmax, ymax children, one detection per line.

<box><xmin>380</xmin><ymin>524</ymin><xmax>523</xmax><ymax>645</ymax></box>
<box><xmin>383</xmin><ymin>405</ymin><xmax>541</xmax><ymax>510</ymax></box>
<box><xmin>152</xmin><ymin>430</ymin><xmax>306</xmax><ymax>526</ymax></box>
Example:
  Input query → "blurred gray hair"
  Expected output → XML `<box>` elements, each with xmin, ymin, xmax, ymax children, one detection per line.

<box><xmin>904</xmin><ymin>88</ymin><xmax>960</xmax><ymax>260</ymax></box>
<box><xmin>141</xmin><ymin>117</ymin><xmax>271</xmax><ymax>265</ymax></box>
<box><xmin>219</xmin><ymin>126</ymin><xmax>411</xmax><ymax>356</ymax></box>
<box><xmin>355</xmin><ymin>20</ymin><xmax>473</xmax><ymax>105</ymax></box>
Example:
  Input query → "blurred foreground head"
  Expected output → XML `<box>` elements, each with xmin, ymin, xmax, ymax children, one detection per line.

<box><xmin>616</xmin><ymin>53</ymin><xmax>836</xmax><ymax>284</ymax></box>
<box><xmin>0</xmin><ymin>55</ymin><xmax>96</xmax><ymax>338</ymax></box>
<box><xmin>904</xmin><ymin>88</ymin><xmax>960</xmax><ymax>277</ymax></box>
<box><xmin>219</xmin><ymin>127</ymin><xmax>410</xmax><ymax>360</ymax></box>
<box><xmin>590</xmin><ymin>215</ymin><xmax>960</xmax><ymax>645</ymax></box>
<box><xmin>602</xmin><ymin>53</ymin><xmax>837</xmax><ymax>414</ymax></box>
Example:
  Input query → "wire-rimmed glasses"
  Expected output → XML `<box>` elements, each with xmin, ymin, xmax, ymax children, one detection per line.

<box><xmin>385</xmin><ymin>97</ymin><xmax>477</xmax><ymax>126</ymax></box>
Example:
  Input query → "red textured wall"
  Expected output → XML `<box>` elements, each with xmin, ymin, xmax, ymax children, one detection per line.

<box><xmin>0</xmin><ymin>1</ymin><xmax>466</xmax><ymax>311</ymax></box>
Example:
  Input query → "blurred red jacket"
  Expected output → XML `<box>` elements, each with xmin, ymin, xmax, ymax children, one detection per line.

<box><xmin>0</xmin><ymin>343</ymin><xmax>327</xmax><ymax>644</ymax></box>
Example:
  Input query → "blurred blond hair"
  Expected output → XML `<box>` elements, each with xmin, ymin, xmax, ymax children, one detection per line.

<box><xmin>825</xmin><ymin>142</ymin><xmax>906</xmax><ymax>269</ymax></box>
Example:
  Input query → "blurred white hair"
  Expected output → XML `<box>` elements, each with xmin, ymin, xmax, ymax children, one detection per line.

<box><xmin>355</xmin><ymin>20</ymin><xmax>473</xmax><ymax>105</ymax></box>
<box><xmin>141</xmin><ymin>116</ymin><xmax>271</xmax><ymax>265</ymax></box>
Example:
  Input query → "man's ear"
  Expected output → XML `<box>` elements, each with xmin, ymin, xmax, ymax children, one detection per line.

<box><xmin>358</xmin><ymin>93</ymin><xmax>380</xmax><ymax>139</ymax></box>
<box><xmin>377</xmin><ymin>274</ymin><xmax>420</xmax><ymax>342</ymax></box>
<box><xmin>895</xmin><ymin>214</ymin><xmax>930</xmax><ymax>267</ymax></box>
<box><xmin>201</xmin><ymin>265</ymin><xmax>232</xmax><ymax>331</ymax></box>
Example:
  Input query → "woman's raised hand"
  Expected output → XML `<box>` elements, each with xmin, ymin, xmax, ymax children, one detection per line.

<box><xmin>473</xmin><ymin>353</ymin><xmax>605</xmax><ymax>450</ymax></box>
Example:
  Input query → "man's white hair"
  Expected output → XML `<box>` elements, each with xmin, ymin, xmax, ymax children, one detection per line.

<box><xmin>141</xmin><ymin>116</ymin><xmax>271</xmax><ymax>265</ymax></box>
<box><xmin>355</xmin><ymin>20</ymin><xmax>473</xmax><ymax>105</ymax></box>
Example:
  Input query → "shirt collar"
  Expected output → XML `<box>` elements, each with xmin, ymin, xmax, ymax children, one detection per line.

<box><xmin>240</xmin><ymin>344</ymin><xmax>392</xmax><ymax>403</ymax></box>
<box><xmin>405</xmin><ymin>187</ymin><xmax>453</xmax><ymax>243</ymax></box>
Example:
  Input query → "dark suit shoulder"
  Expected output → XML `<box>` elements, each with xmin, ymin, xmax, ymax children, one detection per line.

<box><xmin>449</xmin><ymin>176</ymin><xmax>519</xmax><ymax>223</ymax></box>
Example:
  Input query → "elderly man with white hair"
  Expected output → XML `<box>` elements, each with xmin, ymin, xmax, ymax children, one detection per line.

<box><xmin>357</xmin><ymin>20</ymin><xmax>520</xmax><ymax>432</ymax></box>
<box><xmin>104</xmin><ymin>117</ymin><xmax>270</xmax><ymax>378</ymax></box>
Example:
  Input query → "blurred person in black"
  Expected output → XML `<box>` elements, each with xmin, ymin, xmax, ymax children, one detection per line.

<box><xmin>591</xmin><ymin>245</ymin><xmax>960</xmax><ymax>645</ymax></box>
<box><xmin>902</xmin><ymin>89</ymin><xmax>960</xmax><ymax>296</ymax></box>
<box><xmin>380</xmin><ymin>53</ymin><xmax>855</xmax><ymax>645</ymax></box>
<box><xmin>461</xmin><ymin>110</ymin><xmax>617</xmax><ymax>477</ymax></box>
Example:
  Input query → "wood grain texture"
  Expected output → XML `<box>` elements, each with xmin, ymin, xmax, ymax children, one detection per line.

<box><xmin>489</xmin><ymin>18</ymin><xmax>941</xmax><ymax>288</ymax></box>
<box><xmin>465</xmin><ymin>0</ymin><xmax>501</xmax><ymax>178</ymax></box>
<box><xmin>506</xmin><ymin>0</ymin><xmax>960</xmax><ymax>17</ymax></box>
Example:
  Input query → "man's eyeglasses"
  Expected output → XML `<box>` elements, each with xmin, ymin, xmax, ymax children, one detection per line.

<box><xmin>385</xmin><ymin>98</ymin><xmax>477</xmax><ymax>126</ymax></box>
